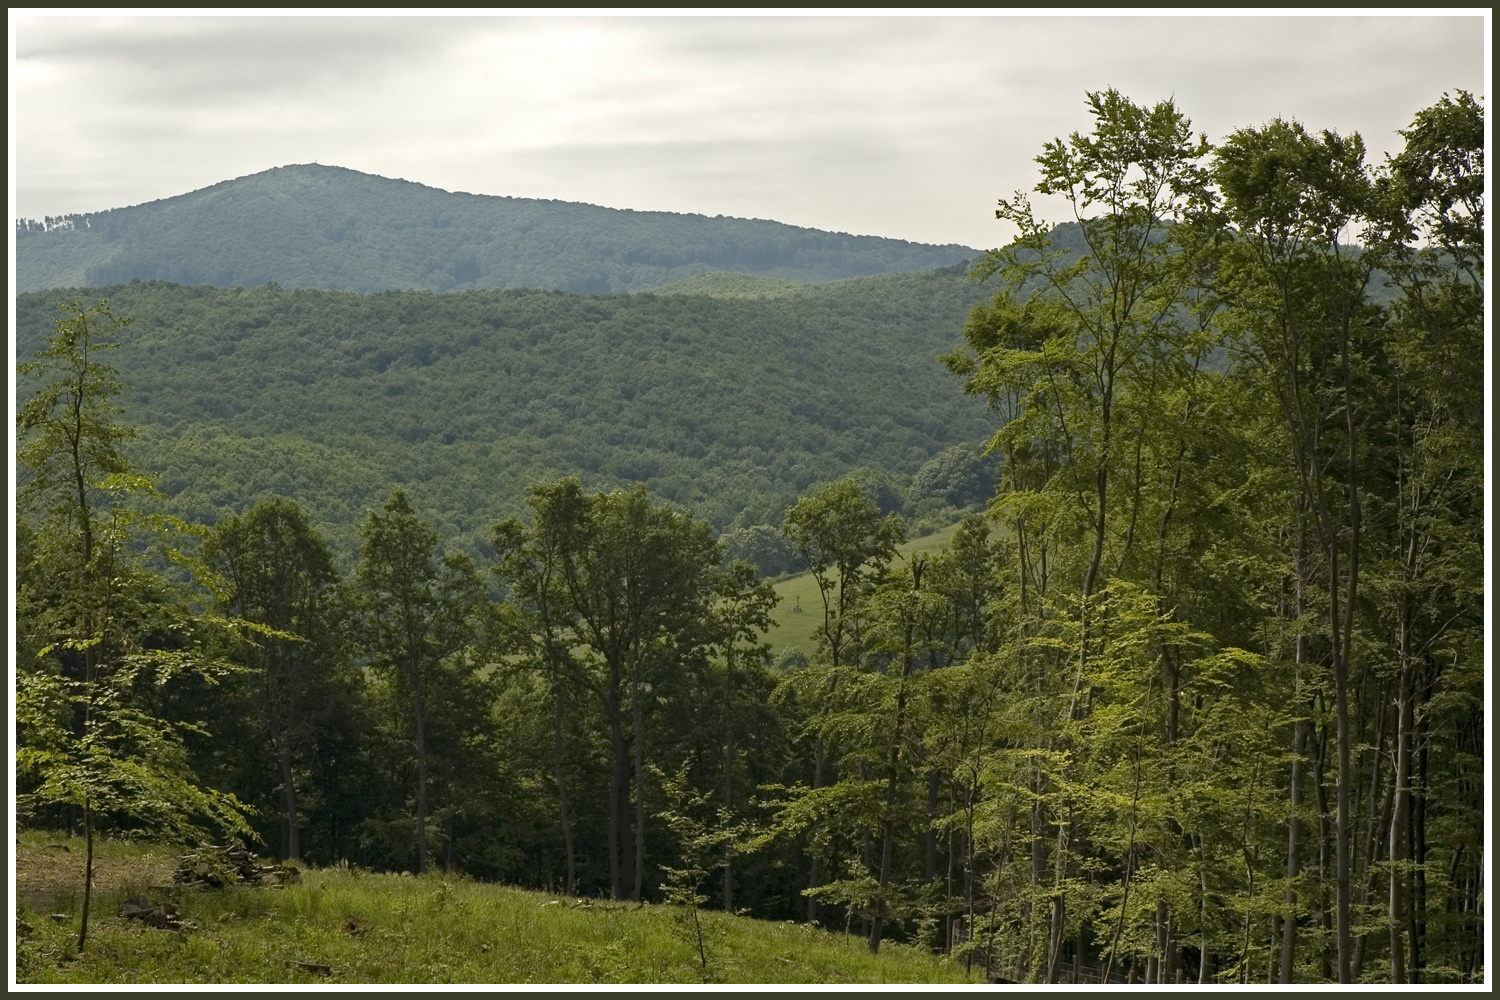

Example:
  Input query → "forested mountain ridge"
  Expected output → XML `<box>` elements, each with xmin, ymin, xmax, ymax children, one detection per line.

<box><xmin>15</xmin><ymin>264</ymin><xmax>995</xmax><ymax>562</ymax></box>
<box><xmin>15</xmin><ymin>163</ymin><xmax>977</xmax><ymax>294</ymax></box>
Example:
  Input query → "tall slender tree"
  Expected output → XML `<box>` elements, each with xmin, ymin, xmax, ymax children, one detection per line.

<box><xmin>711</xmin><ymin>559</ymin><xmax>778</xmax><ymax>912</ymax></box>
<box><xmin>1214</xmin><ymin>118</ymin><xmax>1381</xmax><ymax>982</ymax></box>
<box><xmin>204</xmin><ymin>496</ymin><xmax>343</xmax><ymax>862</ymax></box>
<box><xmin>947</xmin><ymin>89</ymin><xmax>1217</xmax><ymax>981</ymax></box>
<box><xmin>355</xmin><ymin>489</ymin><xmax>484</xmax><ymax>874</ymax></box>
<box><xmin>16</xmin><ymin>300</ymin><xmax>250</xmax><ymax>949</ymax></box>
<box><xmin>1367</xmin><ymin>91</ymin><xmax>1485</xmax><ymax>983</ymax></box>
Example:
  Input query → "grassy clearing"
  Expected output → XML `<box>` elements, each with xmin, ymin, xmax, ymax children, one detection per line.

<box><xmin>767</xmin><ymin>520</ymin><xmax>964</xmax><ymax>659</ymax></box>
<box><xmin>15</xmin><ymin>833</ymin><xmax>981</xmax><ymax>985</ymax></box>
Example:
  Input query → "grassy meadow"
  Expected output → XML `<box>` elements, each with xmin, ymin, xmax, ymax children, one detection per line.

<box><xmin>766</xmin><ymin>520</ymin><xmax>964</xmax><ymax>659</ymax></box>
<box><xmin>14</xmin><ymin>832</ymin><xmax>984</xmax><ymax>985</ymax></box>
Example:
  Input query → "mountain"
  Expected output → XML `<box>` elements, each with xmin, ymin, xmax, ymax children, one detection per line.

<box><xmin>15</xmin><ymin>164</ymin><xmax>977</xmax><ymax>295</ymax></box>
<box><xmin>15</xmin><ymin>266</ymin><xmax>995</xmax><ymax>564</ymax></box>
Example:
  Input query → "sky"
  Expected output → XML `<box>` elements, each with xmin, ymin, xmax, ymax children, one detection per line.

<box><xmin>8</xmin><ymin>11</ymin><xmax>1491</xmax><ymax>251</ymax></box>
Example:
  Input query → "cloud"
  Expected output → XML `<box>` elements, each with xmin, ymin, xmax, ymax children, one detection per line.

<box><xmin>11</xmin><ymin>12</ymin><xmax>1487</xmax><ymax>248</ymax></box>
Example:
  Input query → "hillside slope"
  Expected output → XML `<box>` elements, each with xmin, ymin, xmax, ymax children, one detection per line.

<box><xmin>16</xmin><ymin>164</ymin><xmax>977</xmax><ymax>294</ymax></box>
<box><xmin>16</xmin><ymin>266</ymin><xmax>994</xmax><ymax>562</ymax></box>
<box><xmin>16</xmin><ymin>833</ymin><xmax>983</xmax><ymax>984</ymax></box>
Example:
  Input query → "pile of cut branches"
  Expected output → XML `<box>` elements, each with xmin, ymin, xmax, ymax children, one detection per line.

<box><xmin>174</xmin><ymin>845</ymin><xmax>301</xmax><ymax>889</ymax></box>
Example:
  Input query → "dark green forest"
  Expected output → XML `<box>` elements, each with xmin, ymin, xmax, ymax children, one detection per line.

<box><xmin>15</xmin><ymin>265</ymin><xmax>995</xmax><ymax>563</ymax></box>
<box><xmin>14</xmin><ymin>90</ymin><xmax>1485</xmax><ymax>983</ymax></box>
<box><xmin>14</xmin><ymin>163</ymin><xmax>975</xmax><ymax>295</ymax></box>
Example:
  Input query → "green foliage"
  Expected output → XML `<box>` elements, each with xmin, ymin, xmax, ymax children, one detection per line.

<box><xmin>907</xmin><ymin>442</ymin><xmax>999</xmax><ymax>514</ymax></box>
<box><xmin>16</xmin><ymin>301</ymin><xmax>253</xmax><ymax>843</ymax></box>
<box><xmin>203</xmin><ymin>497</ymin><xmax>353</xmax><ymax>862</ymax></box>
<box><xmin>915</xmin><ymin>89</ymin><xmax>1485</xmax><ymax>986</ymax></box>
<box><xmin>16</xmin><ymin>301</ymin><xmax>139</xmax><ymax>543</ymax></box>
<box><xmin>354</xmin><ymin>490</ymin><xmax>487</xmax><ymax>875</ymax></box>
<box><xmin>652</xmin><ymin>271</ymin><xmax>821</xmax><ymax>298</ymax></box>
<box><xmin>781</xmin><ymin>477</ymin><xmax>905</xmax><ymax>667</ymax></box>
<box><xmin>493</xmin><ymin>479</ymin><xmax>748</xmax><ymax>903</ymax></box>
<box><xmin>15</xmin><ymin>268</ymin><xmax>994</xmax><ymax>563</ymax></box>
<box><xmin>654</xmin><ymin>764</ymin><xmax>734</xmax><ymax>979</ymax></box>
<box><xmin>720</xmin><ymin>524</ymin><xmax>800</xmax><ymax>579</ymax></box>
<box><xmin>16</xmin><ymin>301</ymin><xmax>255</xmax><ymax>950</ymax></box>
<box><xmin>765</xmin><ymin>520</ymin><xmax>966</xmax><ymax>660</ymax></box>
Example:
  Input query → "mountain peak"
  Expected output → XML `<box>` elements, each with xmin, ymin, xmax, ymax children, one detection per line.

<box><xmin>19</xmin><ymin>166</ymin><xmax>975</xmax><ymax>295</ymax></box>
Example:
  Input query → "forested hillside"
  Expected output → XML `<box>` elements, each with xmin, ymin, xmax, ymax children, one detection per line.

<box><xmin>15</xmin><ymin>90</ymin><xmax>1484</xmax><ymax>985</ymax></box>
<box><xmin>15</xmin><ymin>163</ymin><xmax>975</xmax><ymax>294</ymax></box>
<box><xmin>16</xmin><ymin>265</ymin><xmax>993</xmax><ymax>562</ymax></box>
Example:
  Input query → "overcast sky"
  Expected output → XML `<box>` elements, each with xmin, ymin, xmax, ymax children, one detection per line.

<box><xmin>8</xmin><ymin>12</ymin><xmax>1490</xmax><ymax>250</ymax></box>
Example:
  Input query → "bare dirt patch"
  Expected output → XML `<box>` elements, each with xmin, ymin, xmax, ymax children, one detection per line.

<box><xmin>15</xmin><ymin>839</ymin><xmax>176</xmax><ymax>914</ymax></box>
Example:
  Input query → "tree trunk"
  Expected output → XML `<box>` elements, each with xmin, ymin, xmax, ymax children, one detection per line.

<box><xmin>1331</xmin><ymin>548</ymin><xmax>1352</xmax><ymax>983</ymax></box>
<box><xmin>1028</xmin><ymin>765</ymin><xmax>1047</xmax><ymax>978</ymax></box>
<box><xmin>606</xmin><ymin>689</ymin><xmax>629</xmax><ymax>900</ymax></box>
<box><xmin>412</xmin><ymin>649</ymin><xmax>428</xmax><ymax>875</ymax></box>
<box><xmin>444</xmin><ymin>775</ymin><xmax>455</xmax><ymax>872</ymax></box>
<box><xmin>1353</xmin><ymin>699</ymin><xmax>1394</xmax><ymax>981</ymax></box>
<box><xmin>1102</xmin><ymin>749</ymin><xmax>1142</xmax><ymax>985</ymax></box>
<box><xmin>1412</xmin><ymin>685</ymin><xmax>1430</xmax><ymax>981</ymax></box>
<box><xmin>1388</xmin><ymin>666</ymin><xmax>1411</xmax><ymax>983</ymax></box>
<box><xmin>1155</xmin><ymin>899</ymin><xmax>1171</xmax><ymax>983</ymax></box>
<box><xmin>1336</xmin><ymin>320</ymin><xmax>1363</xmax><ymax>984</ymax></box>
<box><xmin>1199</xmin><ymin>849</ymin><xmax>1212</xmax><ymax>984</ymax></box>
<box><xmin>926</xmin><ymin>770</ymin><xmax>939</xmax><ymax>885</ymax></box>
<box><xmin>1281</xmin><ymin>520</ymin><xmax>1310</xmax><ymax>982</ymax></box>
<box><xmin>723</xmin><ymin>646</ymin><xmax>736</xmax><ymax>913</ymax></box>
<box><xmin>1047</xmin><ymin>893</ymin><xmax>1066</xmax><ymax>984</ymax></box>
<box><xmin>552</xmin><ymin>671</ymin><xmax>576</xmax><ymax>896</ymax></box>
<box><xmin>1280</xmin><ymin>712</ymin><xmax>1305</xmax><ymax>982</ymax></box>
<box><xmin>869</xmin><ymin>647</ymin><xmax>915</xmax><ymax>955</ymax></box>
<box><xmin>77</xmin><ymin>625</ymin><xmax>100</xmax><ymax>951</ymax></box>
<box><xmin>1314</xmin><ymin>723</ymin><xmax>1333</xmax><ymax>981</ymax></box>
<box><xmin>806</xmin><ymin>733</ymin><xmax>825</xmax><ymax>924</ymax></box>
<box><xmin>631</xmin><ymin>671</ymin><xmax>647</xmax><ymax>902</ymax></box>
<box><xmin>79</xmin><ymin>794</ymin><xmax>94</xmax><ymax>952</ymax></box>
<box><xmin>278</xmin><ymin>742</ymin><xmax>299</xmax><ymax>862</ymax></box>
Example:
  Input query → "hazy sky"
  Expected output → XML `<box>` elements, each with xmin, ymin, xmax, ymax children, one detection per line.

<box><xmin>9</xmin><ymin>12</ymin><xmax>1489</xmax><ymax>250</ymax></box>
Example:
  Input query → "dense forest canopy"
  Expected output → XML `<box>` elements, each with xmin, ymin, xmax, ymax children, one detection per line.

<box><xmin>14</xmin><ymin>163</ymin><xmax>976</xmax><ymax>295</ymax></box>
<box><xmin>15</xmin><ymin>265</ymin><xmax>995</xmax><ymax>563</ymax></box>
<box><xmin>14</xmin><ymin>89</ymin><xmax>1485</xmax><ymax>984</ymax></box>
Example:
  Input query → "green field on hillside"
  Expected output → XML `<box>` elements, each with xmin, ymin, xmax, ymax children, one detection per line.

<box><xmin>16</xmin><ymin>833</ymin><xmax>983</xmax><ymax>985</ymax></box>
<box><xmin>766</xmin><ymin>520</ymin><xmax>965</xmax><ymax>659</ymax></box>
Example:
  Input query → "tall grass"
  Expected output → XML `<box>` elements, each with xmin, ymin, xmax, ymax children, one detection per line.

<box><xmin>16</xmin><ymin>836</ymin><xmax>980</xmax><ymax>984</ymax></box>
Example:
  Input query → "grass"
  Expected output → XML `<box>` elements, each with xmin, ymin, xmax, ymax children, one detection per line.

<box><xmin>14</xmin><ymin>832</ymin><xmax>982</xmax><ymax>985</ymax></box>
<box><xmin>767</xmin><ymin>520</ymin><xmax>965</xmax><ymax>659</ymax></box>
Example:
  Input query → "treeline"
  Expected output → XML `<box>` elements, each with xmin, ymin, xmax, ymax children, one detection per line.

<box><xmin>14</xmin><ymin>266</ymin><xmax>994</xmax><ymax>564</ymax></box>
<box><xmin>15</xmin><ymin>162</ymin><xmax>975</xmax><ymax>294</ymax></box>
<box><xmin>15</xmin><ymin>90</ymin><xmax>1484</xmax><ymax>983</ymax></box>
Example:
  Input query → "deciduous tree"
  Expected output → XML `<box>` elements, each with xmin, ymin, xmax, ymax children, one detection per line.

<box><xmin>16</xmin><ymin>300</ymin><xmax>250</xmax><ymax>949</ymax></box>
<box><xmin>354</xmin><ymin>489</ymin><xmax>484</xmax><ymax>874</ymax></box>
<box><xmin>204</xmin><ymin>496</ymin><xmax>344</xmax><ymax>862</ymax></box>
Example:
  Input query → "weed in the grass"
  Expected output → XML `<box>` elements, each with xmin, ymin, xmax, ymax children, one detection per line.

<box><xmin>430</xmin><ymin>876</ymin><xmax>455</xmax><ymax>914</ymax></box>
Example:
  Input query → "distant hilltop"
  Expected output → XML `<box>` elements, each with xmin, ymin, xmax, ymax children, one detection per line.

<box><xmin>16</xmin><ymin>163</ymin><xmax>977</xmax><ymax>294</ymax></box>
